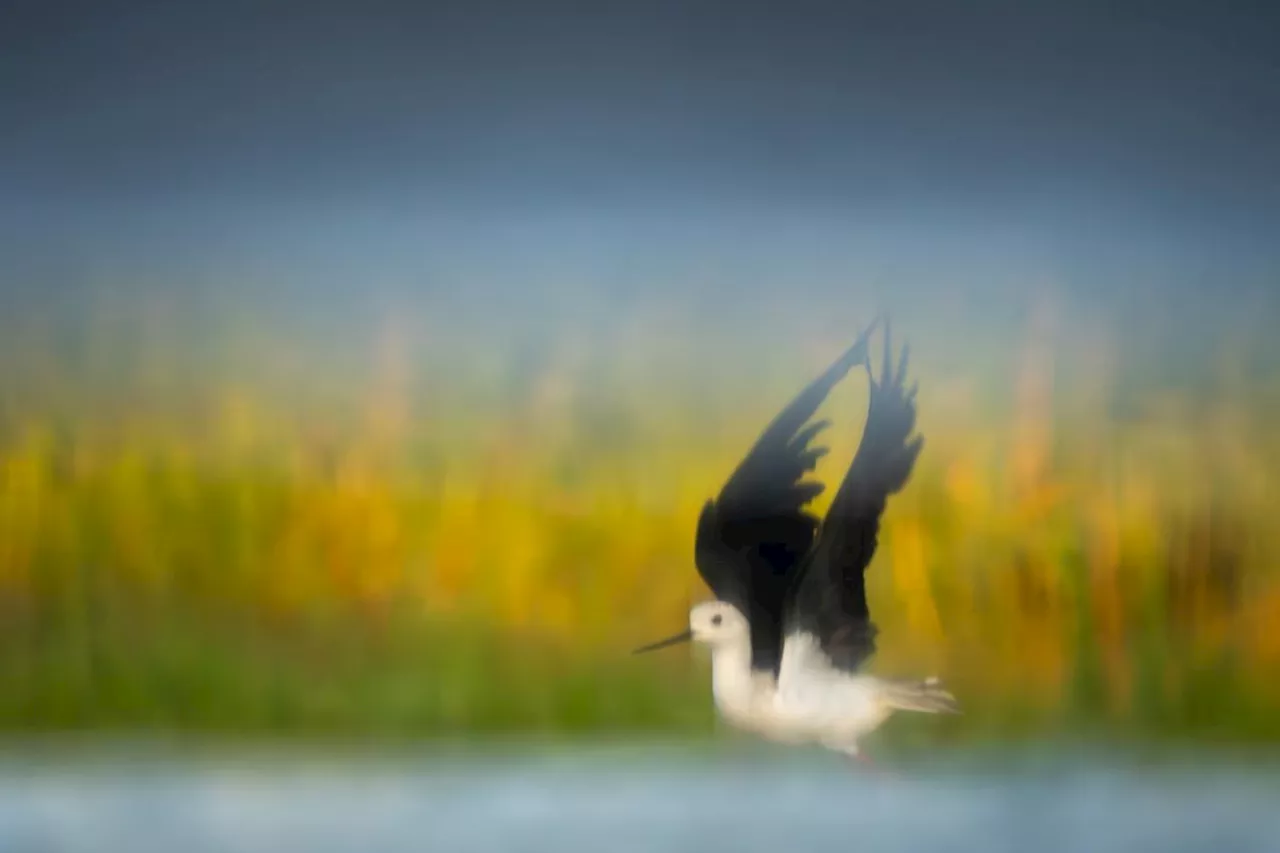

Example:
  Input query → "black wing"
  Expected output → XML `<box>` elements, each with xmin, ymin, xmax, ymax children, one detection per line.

<box><xmin>694</xmin><ymin>317</ymin><xmax>879</xmax><ymax>675</ymax></box>
<box><xmin>783</xmin><ymin>319</ymin><xmax>924</xmax><ymax>673</ymax></box>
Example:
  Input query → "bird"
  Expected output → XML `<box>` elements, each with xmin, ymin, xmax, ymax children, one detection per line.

<box><xmin>633</xmin><ymin>316</ymin><xmax>957</xmax><ymax>763</ymax></box>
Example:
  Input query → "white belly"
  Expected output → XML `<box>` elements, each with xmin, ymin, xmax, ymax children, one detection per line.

<box><xmin>714</xmin><ymin>673</ymin><xmax>891</xmax><ymax>746</ymax></box>
<box><xmin>772</xmin><ymin>674</ymin><xmax>890</xmax><ymax>742</ymax></box>
<box><xmin>707</xmin><ymin>639</ymin><xmax>895</xmax><ymax>749</ymax></box>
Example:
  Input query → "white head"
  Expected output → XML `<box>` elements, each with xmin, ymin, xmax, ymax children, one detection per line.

<box><xmin>688</xmin><ymin>600</ymin><xmax>750</xmax><ymax>647</ymax></box>
<box><xmin>633</xmin><ymin>600</ymin><xmax>750</xmax><ymax>655</ymax></box>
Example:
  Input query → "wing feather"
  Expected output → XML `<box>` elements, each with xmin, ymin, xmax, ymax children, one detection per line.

<box><xmin>783</xmin><ymin>318</ymin><xmax>924</xmax><ymax>673</ymax></box>
<box><xmin>694</xmin><ymin>318</ymin><xmax>879</xmax><ymax>674</ymax></box>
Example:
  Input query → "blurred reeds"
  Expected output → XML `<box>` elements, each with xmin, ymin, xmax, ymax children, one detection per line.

<box><xmin>1</xmin><ymin>289</ymin><xmax>1278</xmax><ymax>742</ymax></box>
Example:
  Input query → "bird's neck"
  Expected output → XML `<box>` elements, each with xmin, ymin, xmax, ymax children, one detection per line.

<box><xmin>709</xmin><ymin>640</ymin><xmax>760</xmax><ymax>720</ymax></box>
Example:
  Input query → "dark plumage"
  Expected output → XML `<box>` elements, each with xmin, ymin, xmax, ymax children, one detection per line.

<box><xmin>693</xmin><ymin>317</ymin><xmax>924</xmax><ymax>675</ymax></box>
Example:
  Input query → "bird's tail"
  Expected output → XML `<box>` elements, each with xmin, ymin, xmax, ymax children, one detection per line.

<box><xmin>879</xmin><ymin>676</ymin><xmax>960</xmax><ymax>714</ymax></box>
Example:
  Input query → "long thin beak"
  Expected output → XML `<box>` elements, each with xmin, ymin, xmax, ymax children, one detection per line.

<box><xmin>632</xmin><ymin>630</ymin><xmax>693</xmax><ymax>655</ymax></box>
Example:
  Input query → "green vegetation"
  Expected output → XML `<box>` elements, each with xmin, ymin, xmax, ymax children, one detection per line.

<box><xmin>1</xmin><ymin>290</ymin><xmax>1278</xmax><ymax>744</ymax></box>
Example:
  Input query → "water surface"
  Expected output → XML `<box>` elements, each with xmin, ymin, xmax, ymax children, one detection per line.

<box><xmin>2</xmin><ymin>743</ymin><xmax>1277</xmax><ymax>853</ymax></box>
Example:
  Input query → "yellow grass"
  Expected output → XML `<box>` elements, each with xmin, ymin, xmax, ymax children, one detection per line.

<box><xmin>1</xmin><ymin>293</ymin><xmax>1279</xmax><ymax>734</ymax></box>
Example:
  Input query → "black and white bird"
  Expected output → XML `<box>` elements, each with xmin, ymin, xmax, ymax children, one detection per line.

<box><xmin>634</xmin><ymin>317</ymin><xmax>957</xmax><ymax>761</ymax></box>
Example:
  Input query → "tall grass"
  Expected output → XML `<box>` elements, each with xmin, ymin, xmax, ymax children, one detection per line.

<box><xmin>0</xmin><ymin>290</ymin><xmax>1278</xmax><ymax>742</ymax></box>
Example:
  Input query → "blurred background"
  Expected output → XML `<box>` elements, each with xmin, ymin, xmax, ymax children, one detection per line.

<box><xmin>3</xmin><ymin>1</ymin><xmax>1280</xmax><ymax>850</ymax></box>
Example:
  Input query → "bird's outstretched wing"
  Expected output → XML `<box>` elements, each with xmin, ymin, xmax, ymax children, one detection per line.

<box><xmin>781</xmin><ymin>319</ymin><xmax>923</xmax><ymax>674</ymax></box>
<box><xmin>695</xmin><ymin>317</ymin><xmax>879</xmax><ymax>674</ymax></box>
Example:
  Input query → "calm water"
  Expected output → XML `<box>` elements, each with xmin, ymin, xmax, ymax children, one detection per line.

<box><xmin>2</xmin><ymin>743</ymin><xmax>1278</xmax><ymax>853</ymax></box>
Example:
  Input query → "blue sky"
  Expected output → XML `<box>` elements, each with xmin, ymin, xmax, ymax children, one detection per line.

<box><xmin>2</xmin><ymin>0</ymin><xmax>1277</xmax><ymax>368</ymax></box>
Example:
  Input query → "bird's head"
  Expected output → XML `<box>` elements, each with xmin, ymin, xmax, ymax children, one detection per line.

<box><xmin>632</xmin><ymin>600</ymin><xmax>749</xmax><ymax>655</ymax></box>
<box><xmin>689</xmin><ymin>600</ymin><xmax>749</xmax><ymax>645</ymax></box>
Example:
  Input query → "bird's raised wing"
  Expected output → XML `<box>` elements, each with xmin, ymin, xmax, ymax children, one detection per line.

<box><xmin>695</xmin><ymin>317</ymin><xmax>879</xmax><ymax>674</ymax></box>
<box><xmin>781</xmin><ymin>319</ymin><xmax>923</xmax><ymax>674</ymax></box>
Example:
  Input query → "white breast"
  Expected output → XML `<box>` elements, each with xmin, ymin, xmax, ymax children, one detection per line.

<box><xmin>770</xmin><ymin>631</ymin><xmax>892</xmax><ymax>741</ymax></box>
<box><xmin>707</xmin><ymin>631</ymin><xmax>893</xmax><ymax>746</ymax></box>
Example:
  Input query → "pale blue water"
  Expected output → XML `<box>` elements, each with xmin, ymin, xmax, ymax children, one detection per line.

<box><xmin>1</xmin><ymin>743</ymin><xmax>1278</xmax><ymax>853</ymax></box>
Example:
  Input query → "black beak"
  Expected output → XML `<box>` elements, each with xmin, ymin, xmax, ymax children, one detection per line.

<box><xmin>632</xmin><ymin>630</ymin><xmax>693</xmax><ymax>655</ymax></box>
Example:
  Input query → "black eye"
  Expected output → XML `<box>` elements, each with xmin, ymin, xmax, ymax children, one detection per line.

<box><xmin>710</xmin><ymin>615</ymin><xmax>722</xmax><ymax>626</ymax></box>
